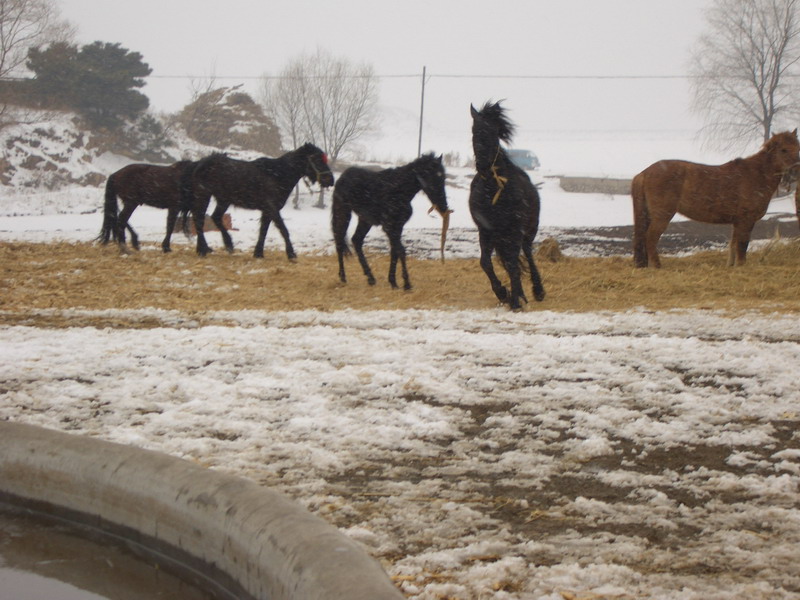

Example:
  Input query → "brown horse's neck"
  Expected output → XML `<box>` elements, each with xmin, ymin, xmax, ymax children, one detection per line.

<box><xmin>741</xmin><ymin>145</ymin><xmax>787</xmax><ymax>192</ymax></box>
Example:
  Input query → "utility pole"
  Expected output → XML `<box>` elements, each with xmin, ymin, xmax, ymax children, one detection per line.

<box><xmin>417</xmin><ymin>66</ymin><xmax>426</xmax><ymax>157</ymax></box>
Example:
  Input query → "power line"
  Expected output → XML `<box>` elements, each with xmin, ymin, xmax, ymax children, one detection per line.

<box><xmin>146</xmin><ymin>73</ymin><xmax>698</xmax><ymax>81</ymax></box>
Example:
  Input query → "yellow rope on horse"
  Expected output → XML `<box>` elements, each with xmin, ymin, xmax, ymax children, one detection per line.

<box><xmin>491</xmin><ymin>164</ymin><xmax>508</xmax><ymax>205</ymax></box>
<box><xmin>478</xmin><ymin>146</ymin><xmax>509</xmax><ymax>205</ymax></box>
<box><xmin>489</xmin><ymin>146</ymin><xmax>508</xmax><ymax>205</ymax></box>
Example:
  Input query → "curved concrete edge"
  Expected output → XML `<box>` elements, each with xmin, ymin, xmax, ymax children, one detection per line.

<box><xmin>0</xmin><ymin>421</ymin><xmax>404</xmax><ymax>600</ymax></box>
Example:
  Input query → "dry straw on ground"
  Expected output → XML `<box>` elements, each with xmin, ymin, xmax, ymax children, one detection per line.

<box><xmin>2</xmin><ymin>239</ymin><xmax>800</xmax><ymax>328</ymax></box>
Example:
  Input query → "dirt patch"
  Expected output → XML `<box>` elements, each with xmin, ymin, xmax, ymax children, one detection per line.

<box><xmin>3</xmin><ymin>229</ymin><xmax>800</xmax><ymax>329</ymax></box>
<box><xmin>554</xmin><ymin>212</ymin><xmax>800</xmax><ymax>257</ymax></box>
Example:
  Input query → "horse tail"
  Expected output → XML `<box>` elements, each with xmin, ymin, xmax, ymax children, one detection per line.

<box><xmin>97</xmin><ymin>174</ymin><xmax>119</xmax><ymax>244</ymax></box>
<box><xmin>631</xmin><ymin>172</ymin><xmax>650</xmax><ymax>268</ymax></box>
<box><xmin>331</xmin><ymin>189</ymin><xmax>352</xmax><ymax>257</ymax></box>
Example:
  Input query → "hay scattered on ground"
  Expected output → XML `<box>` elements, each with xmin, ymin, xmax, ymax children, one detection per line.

<box><xmin>2</xmin><ymin>240</ymin><xmax>800</xmax><ymax>328</ymax></box>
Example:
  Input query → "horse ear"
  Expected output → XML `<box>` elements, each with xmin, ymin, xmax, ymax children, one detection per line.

<box><xmin>793</xmin><ymin>128</ymin><xmax>798</xmax><ymax>137</ymax></box>
<box><xmin>470</xmin><ymin>104</ymin><xmax>479</xmax><ymax>118</ymax></box>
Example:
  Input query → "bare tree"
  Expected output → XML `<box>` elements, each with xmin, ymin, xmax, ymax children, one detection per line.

<box><xmin>690</xmin><ymin>0</ymin><xmax>800</xmax><ymax>148</ymax></box>
<box><xmin>0</xmin><ymin>0</ymin><xmax>73</xmax><ymax>128</ymax></box>
<box><xmin>260</xmin><ymin>61</ymin><xmax>308</xmax><ymax>207</ymax></box>
<box><xmin>260</xmin><ymin>49</ymin><xmax>379</xmax><ymax>207</ymax></box>
<box><xmin>299</xmin><ymin>49</ymin><xmax>379</xmax><ymax>167</ymax></box>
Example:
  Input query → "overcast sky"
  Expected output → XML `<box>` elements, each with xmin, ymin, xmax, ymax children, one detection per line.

<box><xmin>56</xmin><ymin>0</ymin><xmax>713</xmax><ymax>160</ymax></box>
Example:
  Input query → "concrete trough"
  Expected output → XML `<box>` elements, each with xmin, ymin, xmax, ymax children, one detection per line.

<box><xmin>0</xmin><ymin>421</ymin><xmax>404</xmax><ymax>600</ymax></box>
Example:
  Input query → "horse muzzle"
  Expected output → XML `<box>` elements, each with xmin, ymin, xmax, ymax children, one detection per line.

<box><xmin>319</xmin><ymin>172</ymin><xmax>335</xmax><ymax>188</ymax></box>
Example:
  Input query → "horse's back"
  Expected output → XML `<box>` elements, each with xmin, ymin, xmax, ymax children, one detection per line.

<box><xmin>334</xmin><ymin>167</ymin><xmax>379</xmax><ymax>203</ymax></box>
<box><xmin>637</xmin><ymin>158</ymin><xmax>755</xmax><ymax>223</ymax></box>
<box><xmin>110</xmin><ymin>163</ymin><xmax>155</xmax><ymax>184</ymax></box>
<box><xmin>195</xmin><ymin>155</ymin><xmax>260</xmax><ymax>195</ymax></box>
<box><xmin>108</xmin><ymin>163</ymin><xmax>184</xmax><ymax>208</ymax></box>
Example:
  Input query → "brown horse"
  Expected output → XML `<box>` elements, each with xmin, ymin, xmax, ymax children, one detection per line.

<box><xmin>632</xmin><ymin>130</ymin><xmax>800</xmax><ymax>268</ymax></box>
<box><xmin>98</xmin><ymin>160</ymin><xmax>196</xmax><ymax>253</ymax></box>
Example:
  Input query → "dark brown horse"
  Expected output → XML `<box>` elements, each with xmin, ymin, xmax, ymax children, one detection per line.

<box><xmin>632</xmin><ymin>130</ymin><xmax>800</xmax><ymax>268</ymax></box>
<box><xmin>98</xmin><ymin>160</ymin><xmax>196</xmax><ymax>253</ymax></box>
<box><xmin>186</xmin><ymin>143</ymin><xmax>334</xmax><ymax>258</ymax></box>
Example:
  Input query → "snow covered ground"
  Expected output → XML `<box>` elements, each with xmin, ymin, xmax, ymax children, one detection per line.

<box><xmin>2</xmin><ymin>159</ymin><xmax>800</xmax><ymax>599</ymax></box>
<box><xmin>2</xmin><ymin>308</ymin><xmax>799</xmax><ymax>599</ymax></box>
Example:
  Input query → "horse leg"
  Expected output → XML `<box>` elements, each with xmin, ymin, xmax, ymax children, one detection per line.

<box><xmin>162</xmin><ymin>208</ymin><xmax>178</xmax><ymax>253</ymax></box>
<box><xmin>210</xmin><ymin>204</ymin><xmax>234</xmax><ymax>253</ymax></box>
<box><xmin>631</xmin><ymin>173</ymin><xmax>650</xmax><ymax>268</ymax></box>
<box><xmin>478</xmin><ymin>231</ymin><xmax>508</xmax><ymax>304</ymax></box>
<box><xmin>729</xmin><ymin>222</ymin><xmax>753</xmax><ymax>266</ymax></box>
<box><xmin>351</xmin><ymin>220</ymin><xmax>376</xmax><ymax>285</ymax></box>
<box><xmin>523</xmin><ymin>236</ymin><xmax>546</xmax><ymax>302</ymax></box>
<box><xmin>332</xmin><ymin>200</ymin><xmax>352</xmax><ymax>283</ymax></box>
<box><xmin>644</xmin><ymin>215</ymin><xmax>672</xmax><ymax>268</ymax></box>
<box><xmin>194</xmin><ymin>195</ymin><xmax>212</xmax><ymax>256</ymax></box>
<box><xmin>116</xmin><ymin>202</ymin><xmax>138</xmax><ymax>254</ymax></box>
<box><xmin>499</xmin><ymin>242</ymin><xmax>525</xmax><ymax>310</ymax></box>
<box><xmin>268</xmin><ymin>209</ymin><xmax>296</xmax><ymax>260</ymax></box>
<box><xmin>254</xmin><ymin>211</ymin><xmax>271</xmax><ymax>258</ymax></box>
<box><xmin>126</xmin><ymin>223</ymin><xmax>138</xmax><ymax>250</ymax></box>
<box><xmin>386</xmin><ymin>227</ymin><xmax>410</xmax><ymax>290</ymax></box>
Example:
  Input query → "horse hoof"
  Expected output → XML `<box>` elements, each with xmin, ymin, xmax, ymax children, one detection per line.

<box><xmin>403</xmin><ymin>284</ymin><xmax>412</xmax><ymax>291</ymax></box>
<box><xmin>368</xmin><ymin>278</ymin><xmax>376</xmax><ymax>286</ymax></box>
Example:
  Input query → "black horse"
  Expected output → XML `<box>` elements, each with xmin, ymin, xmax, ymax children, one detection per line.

<box><xmin>186</xmin><ymin>143</ymin><xmax>334</xmax><ymax>257</ymax></box>
<box><xmin>98</xmin><ymin>160</ymin><xmax>196</xmax><ymax>253</ymax></box>
<box><xmin>332</xmin><ymin>153</ymin><xmax>450</xmax><ymax>290</ymax></box>
<box><xmin>469</xmin><ymin>101</ymin><xmax>545</xmax><ymax>310</ymax></box>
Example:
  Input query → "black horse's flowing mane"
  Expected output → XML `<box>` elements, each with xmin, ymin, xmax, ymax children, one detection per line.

<box><xmin>476</xmin><ymin>101</ymin><xmax>515</xmax><ymax>143</ymax></box>
<box><xmin>295</xmin><ymin>142</ymin><xmax>321</xmax><ymax>155</ymax></box>
<box><xmin>411</xmin><ymin>152</ymin><xmax>441</xmax><ymax>167</ymax></box>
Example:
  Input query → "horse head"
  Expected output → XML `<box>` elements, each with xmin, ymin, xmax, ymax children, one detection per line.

<box><xmin>299</xmin><ymin>143</ymin><xmax>335</xmax><ymax>188</ymax></box>
<box><xmin>765</xmin><ymin>129</ymin><xmax>800</xmax><ymax>173</ymax></box>
<box><xmin>413</xmin><ymin>153</ymin><xmax>449</xmax><ymax>216</ymax></box>
<box><xmin>470</xmin><ymin>101</ymin><xmax>515</xmax><ymax>173</ymax></box>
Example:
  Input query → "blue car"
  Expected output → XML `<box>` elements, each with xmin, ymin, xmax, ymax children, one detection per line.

<box><xmin>506</xmin><ymin>149</ymin><xmax>540</xmax><ymax>170</ymax></box>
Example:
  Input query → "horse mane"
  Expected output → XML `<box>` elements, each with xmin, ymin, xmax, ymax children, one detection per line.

<box><xmin>476</xmin><ymin>100</ymin><xmax>515</xmax><ymax>143</ymax></box>
<box><xmin>296</xmin><ymin>142</ymin><xmax>318</xmax><ymax>154</ymax></box>
<box><xmin>763</xmin><ymin>129</ymin><xmax>799</xmax><ymax>152</ymax></box>
<box><xmin>411</xmin><ymin>152</ymin><xmax>442</xmax><ymax>168</ymax></box>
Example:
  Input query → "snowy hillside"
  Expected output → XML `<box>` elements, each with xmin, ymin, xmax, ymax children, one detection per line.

<box><xmin>0</xmin><ymin>108</ymin><xmax>269</xmax><ymax>190</ymax></box>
